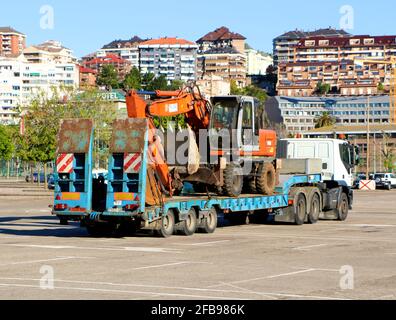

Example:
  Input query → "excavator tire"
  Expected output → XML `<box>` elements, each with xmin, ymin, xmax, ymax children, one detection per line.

<box><xmin>256</xmin><ymin>163</ymin><xmax>276</xmax><ymax>196</ymax></box>
<box><xmin>223</xmin><ymin>163</ymin><xmax>243</xmax><ymax>197</ymax></box>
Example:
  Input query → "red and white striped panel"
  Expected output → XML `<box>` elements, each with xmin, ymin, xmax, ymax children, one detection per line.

<box><xmin>57</xmin><ymin>154</ymin><xmax>74</xmax><ymax>174</ymax></box>
<box><xmin>124</xmin><ymin>153</ymin><xmax>142</xmax><ymax>174</ymax></box>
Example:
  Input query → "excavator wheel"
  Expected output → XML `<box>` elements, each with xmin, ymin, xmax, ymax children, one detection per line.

<box><xmin>256</xmin><ymin>163</ymin><xmax>276</xmax><ymax>196</ymax></box>
<box><xmin>223</xmin><ymin>163</ymin><xmax>243</xmax><ymax>197</ymax></box>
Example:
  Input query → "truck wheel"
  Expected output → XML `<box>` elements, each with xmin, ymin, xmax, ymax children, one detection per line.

<box><xmin>295</xmin><ymin>193</ymin><xmax>307</xmax><ymax>225</ymax></box>
<box><xmin>257</xmin><ymin>163</ymin><xmax>276</xmax><ymax>195</ymax></box>
<box><xmin>308</xmin><ymin>193</ymin><xmax>320</xmax><ymax>224</ymax></box>
<box><xmin>158</xmin><ymin>210</ymin><xmax>175</xmax><ymax>238</ymax></box>
<box><xmin>223</xmin><ymin>163</ymin><xmax>243</xmax><ymax>197</ymax></box>
<box><xmin>200</xmin><ymin>208</ymin><xmax>217</xmax><ymax>234</ymax></box>
<box><xmin>336</xmin><ymin>193</ymin><xmax>349</xmax><ymax>221</ymax></box>
<box><xmin>179</xmin><ymin>209</ymin><xmax>197</xmax><ymax>236</ymax></box>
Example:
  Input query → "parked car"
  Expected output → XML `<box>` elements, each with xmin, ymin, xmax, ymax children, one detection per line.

<box><xmin>47</xmin><ymin>174</ymin><xmax>55</xmax><ymax>190</ymax></box>
<box><xmin>353</xmin><ymin>174</ymin><xmax>367</xmax><ymax>189</ymax></box>
<box><xmin>25</xmin><ymin>173</ymin><xmax>53</xmax><ymax>184</ymax></box>
<box><xmin>373</xmin><ymin>173</ymin><xmax>396</xmax><ymax>190</ymax></box>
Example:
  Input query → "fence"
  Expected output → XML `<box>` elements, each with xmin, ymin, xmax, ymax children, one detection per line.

<box><xmin>0</xmin><ymin>159</ymin><xmax>55</xmax><ymax>178</ymax></box>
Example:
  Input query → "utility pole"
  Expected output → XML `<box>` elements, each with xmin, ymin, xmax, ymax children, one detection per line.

<box><xmin>366</xmin><ymin>96</ymin><xmax>370</xmax><ymax>179</ymax></box>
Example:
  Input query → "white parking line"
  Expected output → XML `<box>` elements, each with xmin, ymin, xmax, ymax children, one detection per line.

<box><xmin>189</xmin><ymin>240</ymin><xmax>231</xmax><ymax>246</ymax></box>
<box><xmin>0</xmin><ymin>244</ymin><xmax>182</xmax><ymax>254</ymax></box>
<box><xmin>0</xmin><ymin>283</ymin><xmax>247</xmax><ymax>300</ymax></box>
<box><xmin>293</xmin><ymin>244</ymin><xmax>328</xmax><ymax>251</ymax></box>
<box><xmin>0</xmin><ymin>256</ymin><xmax>93</xmax><ymax>267</ymax></box>
<box><xmin>133</xmin><ymin>261</ymin><xmax>210</xmax><ymax>270</ymax></box>
<box><xmin>0</xmin><ymin>277</ymin><xmax>348</xmax><ymax>300</ymax></box>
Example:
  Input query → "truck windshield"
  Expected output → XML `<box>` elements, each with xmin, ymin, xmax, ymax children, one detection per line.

<box><xmin>210</xmin><ymin>101</ymin><xmax>239</xmax><ymax>131</ymax></box>
<box><xmin>339</xmin><ymin>143</ymin><xmax>352</xmax><ymax>171</ymax></box>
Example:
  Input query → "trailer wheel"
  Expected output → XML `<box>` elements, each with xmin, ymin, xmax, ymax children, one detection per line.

<box><xmin>158</xmin><ymin>210</ymin><xmax>176</xmax><ymax>238</ymax></box>
<box><xmin>295</xmin><ymin>193</ymin><xmax>307</xmax><ymax>225</ymax></box>
<box><xmin>179</xmin><ymin>209</ymin><xmax>197</xmax><ymax>236</ymax></box>
<box><xmin>223</xmin><ymin>163</ymin><xmax>243</xmax><ymax>197</ymax></box>
<box><xmin>308</xmin><ymin>193</ymin><xmax>321</xmax><ymax>224</ymax></box>
<box><xmin>336</xmin><ymin>193</ymin><xmax>349</xmax><ymax>221</ymax></box>
<box><xmin>257</xmin><ymin>163</ymin><xmax>276</xmax><ymax>195</ymax></box>
<box><xmin>200</xmin><ymin>208</ymin><xmax>218</xmax><ymax>234</ymax></box>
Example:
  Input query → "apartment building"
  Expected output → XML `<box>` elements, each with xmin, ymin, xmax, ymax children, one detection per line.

<box><xmin>23</xmin><ymin>40</ymin><xmax>77</xmax><ymax>64</ymax></box>
<box><xmin>277</xmin><ymin>35</ymin><xmax>396</xmax><ymax>96</ymax></box>
<box><xmin>98</xmin><ymin>36</ymin><xmax>144</xmax><ymax>68</ymax></box>
<box><xmin>197</xmin><ymin>47</ymin><xmax>247</xmax><ymax>87</ymax></box>
<box><xmin>245</xmin><ymin>48</ymin><xmax>273</xmax><ymax>75</ymax></box>
<box><xmin>197</xmin><ymin>27</ymin><xmax>246</xmax><ymax>54</ymax></box>
<box><xmin>79</xmin><ymin>66</ymin><xmax>97</xmax><ymax>88</ymax></box>
<box><xmin>139</xmin><ymin>37</ymin><xmax>197</xmax><ymax>82</ymax></box>
<box><xmin>0</xmin><ymin>27</ymin><xmax>26</xmax><ymax>57</ymax></box>
<box><xmin>81</xmin><ymin>54</ymin><xmax>132</xmax><ymax>80</ymax></box>
<box><xmin>273</xmin><ymin>28</ymin><xmax>350</xmax><ymax>67</ymax></box>
<box><xmin>265</xmin><ymin>95</ymin><xmax>391</xmax><ymax>135</ymax></box>
<box><xmin>0</xmin><ymin>56</ymin><xmax>79</xmax><ymax>125</ymax></box>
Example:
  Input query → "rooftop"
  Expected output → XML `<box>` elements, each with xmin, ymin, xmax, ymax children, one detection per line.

<box><xmin>198</xmin><ymin>27</ymin><xmax>246</xmax><ymax>42</ymax></box>
<box><xmin>139</xmin><ymin>37</ymin><xmax>196</xmax><ymax>46</ymax></box>
<box><xmin>102</xmin><ymin>36</ymin><xmax>145</xmax><ymax>49</ymax></box>
<box><xmin>0</xmin><ymin>26</ymin><xmax>25</xmax><ymax>35</ymax></box>
<box><xmin>276</xmin><ymin>95</ymin><xmax>391</xmax><ymax>104</ymax></box>
<box><xmin>306</xmin><ymin>124</ymin><xmax>396</xmax><ymax>134</ymax></box>
<box><xmin>275</xmin><ymin>28</ymin><xmax>350</xmax><ymax>41</ymax></box>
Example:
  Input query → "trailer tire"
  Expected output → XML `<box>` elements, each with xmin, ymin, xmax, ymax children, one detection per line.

<box><xmin>179</xmin><ymin>209</ymin><xmax>198</xmax><ymax>236</ymax></box>
<box><xmin>336</xmin><ymin>193</ymin><xmax>349</xmax><ymax>221</ymax></box>
<box><xmin>200</xmin><ymin>208</ymin><xmax>218</xmax><ymax>234</ymax></box>
<box><xmin>257</xmin><ymin>163</ymin><xmax>276</xmax><ymax>196</ymax></box>
<box><xmin>223</xmin><ymin>163</ymin><xmax>243</xmax><ymax>197</ymax></box>
<box><xmin>295</xmin><ymin>193</ymin><xmax>307</xmax><ymax>225</ymax></box>
<box><xmin>158</xmin><ymin>210</ymin><xmax>176</xmax><ymax>238</ymax></box>
<box><xmin>308</xmin><ymin>193</ymin><xmax>321</xmax><ymax>224</ymax></box>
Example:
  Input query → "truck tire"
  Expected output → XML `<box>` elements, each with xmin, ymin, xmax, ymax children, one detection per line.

<box><xmin>257</xmin><ymin>163</ymin><xmax>276</xmax><ymax>196</ymax></box>
<box><xmin>158</xmin><ymin>210</ymin><xmax>176</xmax><ymax>238</ymax></box>
<box><xmin>295</xmin><ymin>193</ymin><xmax>307</xmax><ymax>225</ymax></box>
<box><xmin>179</xmin><ymin>209</ymin><xmax>197</xmax><ymax>236</ymax></box>
<box><xmin>336</xmin><ymin>193</ymin><xmax>349</xmax><ymax>221</ymax></box>
<box><xmin>308</xmin><ymin>193</ymin><xmax>320</xmax><ymax>224</ymax></box>
<box><xmin>223</xmin><ymin>163</ymin><xmax>243</xmax><ymax>197</ymax></box>
<box><xmin>200</xmin><ymin>208</ymin><xmax>217</xmax><ymax>234</ymax></box>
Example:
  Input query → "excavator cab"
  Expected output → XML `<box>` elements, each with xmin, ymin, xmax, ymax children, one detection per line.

<box><xmin>209</xmin><ymin>96</ymin><xmax>270</xmax><ymax>156</ymax></box>
<box><xmin>206</xmin><ymin>95</ymin><xmax>278</xmax><ymax>197</ymax></box>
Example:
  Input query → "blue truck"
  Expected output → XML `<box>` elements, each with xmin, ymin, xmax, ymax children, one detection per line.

<box><xmin>52</xmin><ymin>119</ymin><xmax>354</xmax><ymax>237</ymax></box>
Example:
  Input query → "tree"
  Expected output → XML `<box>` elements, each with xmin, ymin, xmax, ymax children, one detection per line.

<box><xmin>147</xmin><ymin>75</ymin><xmax>169</xmax><ymax>91</ymax></box>
<box><xmin>96</xmin><ymin>65</ymin><xmax>120</xmax><ymax>89</ymax></box>
<box><xmin>230</xmin><ymin>80</ymin><xmax>268</xmax><ymax>103</ymax></box>
<box><xmin>19</xmin><ymin>87</ymin><xmax>116</xmax><ymax>187</ymax></box>
<box><xmin>382</xmin><ymin>133</ymin><xmax>395</xmax><ymax>172</ymax></box>
<box><xmin>0</xmin><ymin>125</ymin><xmax>14</xmax><ymax>160</ymax></box>
<box><xmin>315</xmin><ymin>82</ymin><xmax>331</xmax><ymax>95</ymax></box>
<box><xmin>378</xmin><ymin>82</ymin><xmax>385</xmax><ymax>92</ymax></box>
<box><xmin>315</xmin><ymin>112</ymin><xmax>336</xmax><ymax>128</ymax></box>
<box><xmin>168</xmin><ymin>80</ymin><xmax>184</xmax><ymax>91</ymax></box>
<box><xmin>123</xmin><ymin>67</ymin><xmax>142</xmax><ymax>90</ymax></box>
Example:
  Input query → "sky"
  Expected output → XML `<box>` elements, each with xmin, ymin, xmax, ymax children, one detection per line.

<box><xmin>1</xmin><ymin>0</ymin><xmax>395</xmax><ymax>58</ymax></box>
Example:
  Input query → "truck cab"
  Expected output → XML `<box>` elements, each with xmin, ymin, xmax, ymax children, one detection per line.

<box><xmin>277</xmin><ymin>139</ymin><xmax>357</xmax><ymax>188</ymax></box>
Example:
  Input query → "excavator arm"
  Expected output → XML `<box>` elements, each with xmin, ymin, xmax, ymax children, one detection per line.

<box><xmin>125</xmin><ymin>85</ymin><xmax>212</xmax><ymax>196</ymax></box>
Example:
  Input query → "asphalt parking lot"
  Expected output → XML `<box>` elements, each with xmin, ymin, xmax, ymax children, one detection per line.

<box><xmin>0</xmin><ymin>190</ymin><xmax>395</xmax><ymax>300</ymax></box>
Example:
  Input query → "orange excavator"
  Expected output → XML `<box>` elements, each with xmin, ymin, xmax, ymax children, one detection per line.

<box><xmin>126</xmin><ymin>84</ymin><xmax>278</xmax><ymax>198</ymax></box>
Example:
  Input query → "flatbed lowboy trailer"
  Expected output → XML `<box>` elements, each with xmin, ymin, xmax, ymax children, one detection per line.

<box><xmin>52</xmin><ymin>119</ymin><xmax>353</xmax><ymax>237</ymax></box>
